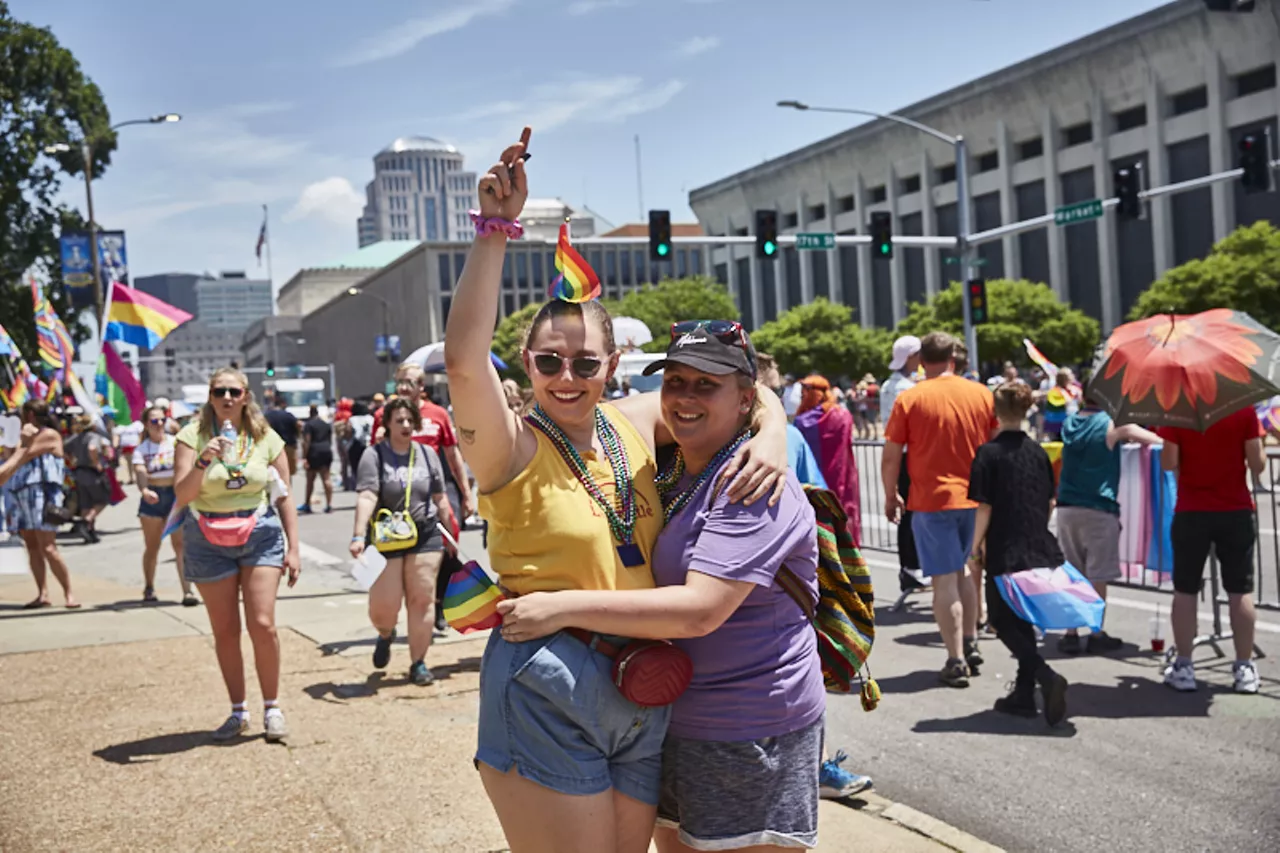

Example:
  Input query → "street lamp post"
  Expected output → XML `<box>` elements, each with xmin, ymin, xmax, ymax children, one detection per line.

<box><xmin>45</xmin><ymin>113</ymin><xmax>181</xmax><ymax>332</ymax></box>
<box><xmin>777</xmin><ymin>101</ymin><xmax>979</xmax><ymax>368</ymax></box>
<box><xmin>346</xmin><ymin>287</ymin><xmax>393</xmax><ymax>382</ymax></box>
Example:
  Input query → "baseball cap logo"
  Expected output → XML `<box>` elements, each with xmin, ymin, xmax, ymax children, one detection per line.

<box><xmin>675</xmin><ymin>331</ymin><xmax>708</xmax><ymax>348</ymax></box>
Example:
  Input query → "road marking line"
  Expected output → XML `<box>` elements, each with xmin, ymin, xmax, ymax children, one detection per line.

<box><xmin>859</xmin><ymin>555</ymin><xmax>1280</xmax><ymax>635</ymax></box>
<box><xmin>298</xmin><ymin>542</ymin><xmax>344</xmax><ymax>567</ymax></box>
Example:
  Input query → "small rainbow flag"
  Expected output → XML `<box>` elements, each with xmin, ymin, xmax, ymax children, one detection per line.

<box><xmin>1023</xmin><ymin>338</ymin><xmax>1059</xmax><ymax>376</ymax></box>
<box><xmin>442</xmin><ymin>561</ymin><xmax>506</xmax><ymax>633</ymax></box>
<box><xmin>31</xmin><ymin>279</ymin><xmax>75</xmax><ymax>370</ymax></box>
<box><xmin>550</xmin><ymin>222</ymin><xmax>601</xmax><ymax>303</ymax></box>
<box><xmin>104</xmin><ymin>282</ymin><xmax>193</xmax><ymax>350</ymax></box>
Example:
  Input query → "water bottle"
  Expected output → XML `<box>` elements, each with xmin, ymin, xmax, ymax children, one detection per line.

<box><xmin>220</xmin><ymin>419</ymin><xmax>238</xmax><ymax>464</ymax></box>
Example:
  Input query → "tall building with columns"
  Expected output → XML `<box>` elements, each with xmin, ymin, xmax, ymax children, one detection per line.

<box><xmin>357</xmin><ymin>137</ymin><xmax>477</xmax><ymax>247</ymax></box>
<box><xmin>689</xmin><ymin>0</ymin><xmax>1280</xmax><ymax>333</ymax></box>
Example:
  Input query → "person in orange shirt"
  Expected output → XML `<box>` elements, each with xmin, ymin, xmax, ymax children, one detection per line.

<box><xmin>882</xmin><ymin>332</ymin><xmax>997</xmax><ymax>688</ymax></box>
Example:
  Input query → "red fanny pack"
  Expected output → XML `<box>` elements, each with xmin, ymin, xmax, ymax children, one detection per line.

<box><xmin>194</xmin><ymin>510</ymin><xmax>260</xmax><ymax>548</ymax></box>
<box><xmin>565</xmin><ymin>628</ymin><xmax>693</xmax><ymax>708</ymax></box>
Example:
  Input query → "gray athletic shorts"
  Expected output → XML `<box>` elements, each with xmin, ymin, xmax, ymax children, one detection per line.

<box><xmin>1056</xmin><ymin>506</ymin><xmax>1122</xmax><ymax>583</ymax></box>
<box><xmin>656</xmin><ymin>714</ymin><xmax>822</xmax><ymax>851</ymax></box>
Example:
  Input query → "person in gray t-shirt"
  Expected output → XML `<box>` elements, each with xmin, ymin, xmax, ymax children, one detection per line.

<box><xmin>350</xmin><ymin>398</ymin><xmax>451</xmax><ymax>687</ymax></box>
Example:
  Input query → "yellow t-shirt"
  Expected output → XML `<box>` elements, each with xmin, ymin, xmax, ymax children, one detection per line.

<box><xmin>176</xmin><ymin>422</ymin><xmax>286</xmax><ymax>513</ymax></box>
<box><xmin>480</xmin><ymin>404</ymin><xmax>662</xmax><ymax>595</ymax></box>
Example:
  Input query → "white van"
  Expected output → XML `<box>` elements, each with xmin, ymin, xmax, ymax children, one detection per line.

<box><xmin>267</xmin><ymin>378</ymin><xmax>330</xmax><ymax>421</ymax></box>
<box><xmin>614</xmin><ymin>352</ymin><xmax>665</xmax><ymax>394</ymax></box>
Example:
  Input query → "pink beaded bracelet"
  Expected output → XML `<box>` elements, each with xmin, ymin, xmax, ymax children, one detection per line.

<box><xmin>470</xmin><ymin>210</ymin><xmax>523</xmax><ymax>240</ymax></box>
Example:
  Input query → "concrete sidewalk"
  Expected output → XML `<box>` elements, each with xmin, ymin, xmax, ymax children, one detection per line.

<box><xmin>0</xmin><ymin>504</ymin><xmax>999</xmax><ymax>852</ymax></box>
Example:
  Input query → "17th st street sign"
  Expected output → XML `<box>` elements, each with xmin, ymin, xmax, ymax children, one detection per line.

<box><xmin>795</xmin><ymin>233</ymin><xmax>837</xmax><ymax>250</ymax></box>
<box><xmin>1054</xmin><ymin>199</ymin><xmax>1104</xmax><ymax>226</ymax></box>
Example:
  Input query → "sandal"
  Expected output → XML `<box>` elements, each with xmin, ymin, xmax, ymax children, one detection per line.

<box><xmin>182</xmin><ymin>593</ymin><xmax>200</xmax><ymax>607</ymax></box>
<box><xmin>143</xmin><ymin>587</ymin><xmax>158</xmax><ymax>603</ymax></box>
<box><xmin>22</xmin><ymin>599</ymin><xmax>52</xmax><ymax>610</ymax></box>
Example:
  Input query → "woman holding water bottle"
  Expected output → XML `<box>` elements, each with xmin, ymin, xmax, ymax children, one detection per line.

<box><xmin>350</xmin><ymin>397</ymin><xmax>451</xmax><ymax>686</ymax></box>
<box><xmin>173</xmin><ymin>367</ymin><xmax>302</xmax><ymax>744</ymax></box>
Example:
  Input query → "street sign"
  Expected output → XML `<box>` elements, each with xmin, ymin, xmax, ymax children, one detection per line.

<box><xmin>1054</xmin><ymin>199</ymin><xmax>1104</xmax><ymax>226</ymax></box>
<box><xmin>795</xmin><ymin>233</ymin><xmax>836</xmax><ymax>250</ymax></box>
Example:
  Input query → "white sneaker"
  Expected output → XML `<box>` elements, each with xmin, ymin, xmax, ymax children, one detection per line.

<box><xmin>1163</xmin><ymin>660</ymin><xmax>1197</xmax><ymax>692</ymax></box>
<box><xmin>1233</xmin><ymin>661</ymin><xmax>1260</xmax><ymax>695</ymax></box>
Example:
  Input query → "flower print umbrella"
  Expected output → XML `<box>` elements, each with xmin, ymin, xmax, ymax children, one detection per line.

<box><xmin>1086</xmin><ymin>309</ymin><xmax>1280</xmax><ymax>431</ymax></box>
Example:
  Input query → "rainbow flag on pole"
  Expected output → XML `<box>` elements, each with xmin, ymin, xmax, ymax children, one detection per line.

<box><xmin>31</xmin><ymin>279</ymin><xmax>75</xmax><ymax>370</ymax></box>
<box><xmin>442</xmin><ymin>561</ymin><xmax>506</xmax><ymax>633</ymax></box>
<box><xmin>1023</xmin><ymin>338</ymin><xmax>1059</xmax><ymax>376</ymax></box>
<box><xmin>0</xmin><ymin>323</ymin><xmax>34</xmax><ymax>410</ymax></box>
<box><xmin>104</xmin><ymin>282</ymin><xmax>192</xmax><ymax>350</ymax></box>
<box><xmin>549</xmin><ymin>222</ymin><xmax>601</xmax><ymax>303</ymax></box>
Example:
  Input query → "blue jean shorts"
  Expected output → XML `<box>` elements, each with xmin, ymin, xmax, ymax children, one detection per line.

<box><xmin>138</xmin><ymin>485</ymin><xmax>177</xmax><ymax>519</ymax></box>
<box><xmin>183</xmin><ymin>509</ymin><xmax>285</xmax><ymax>584</ymax></box>
<box><xmin>912</xmin><ymin>509</ymin><xmax>976</xmax><ymax>578</ymax></box>
<box><xmin>476</xmin><ymin>629</ymin><xmax>671</xmax><ymax>805</ymax></box>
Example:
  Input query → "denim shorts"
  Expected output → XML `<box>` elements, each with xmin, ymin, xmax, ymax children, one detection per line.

<box><xmin>476</xmin><ymin>629</ymin><xmax>671</xmax><ymax>805</ymax></box>
<box><xmin>183</xmin><ymin>509</ymin><xmax>285</xmax><ymax>584</ymax></box>
<box><xmin>138</xmin><ymin>485</ymin><xmax>177</xmax><ymax>519</ymax></box>
<box><xmin>912</xmin><ymin>509</ymin><xmax>976</xmax><ymax>577</ymax></box>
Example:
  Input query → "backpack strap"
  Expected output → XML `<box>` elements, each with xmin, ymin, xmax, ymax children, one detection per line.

<box><xmin>776</xmin><ymin>565</ymin><xmax>817</xmax><ymax>622</ymax></box>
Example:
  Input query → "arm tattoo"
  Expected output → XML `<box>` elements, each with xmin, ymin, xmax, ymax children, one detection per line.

<box><xmin>458</xmin><ymin>427</ymin><xmax>477</xmax><ymax>444</ymax></box>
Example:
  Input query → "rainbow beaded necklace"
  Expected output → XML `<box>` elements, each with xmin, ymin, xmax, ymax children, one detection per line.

<box><xmin>655</xmin><ymin>430</ymin><xmax>752</xmax><ymax>525</ymax></box>
<box><xmin>525</xmin><ymin>405</ymin><xmax>642</xmax><ymax>564</ymax></box>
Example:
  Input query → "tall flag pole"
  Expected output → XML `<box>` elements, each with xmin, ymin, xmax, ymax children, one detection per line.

<box><xmin>256</xmin><ymin>204</ymin><xmax>275</xmax><ymax>314</ymax></box>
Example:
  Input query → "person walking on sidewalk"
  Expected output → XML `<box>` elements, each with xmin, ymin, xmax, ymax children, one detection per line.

<box><xmin>1055</xmin><ymin>397</ymin><xmax>1162</xmax><ymax>654</ymax></box>
<box><xmin>349</xmin><ymin>398</ymin><xmax>451</xmax><ymax>685</ymax></box>
<box><xmin>298</xmin><ymin>405</ymin><xmax>334</xmax><ymax>514</ymax></box>
<box><xmin>1158</xmin><ymin>406</ymin><xmax>1267</xmax><ymax>695</ymax></box>
<box><xmin>133</xmin><ymin>405</ymin><xmax>198</xmax><ymax>607</ymax></box>
<box><xmin>265</xmin><ymin>396</ymin><xmax>299</xmax><ymax>480</ymax></box>
<box><xmin>883</xmin><ymin>332</ymin><xmax>996</xmax><ymax>688</ymax></box>
<box><xmin>498</xmin><ymin>326</ymin><xmax>825</xmax><ymax>852</ymax></box>
<box><xmin>968</xmin><ymin>382</ymin><xmax>1070</xmax><ymax>725</ymax></box>
<box><xmin>173</xmin><ymin>368</ymin><xmax>301</xmax><ymax>743</ymax></box>
<box><xmin>116</xmin><ymin>416</ymin><xmax>142</xmax><ymax>485</ymax></box>
<box><xmin>64</xmin><ymin>414</ymin><xmax>110</xmax><ymax>544</ymax></box>
<box><xmin>445</xmin><ymin>126</ymin><xmax>788</xmax><ymax>853</ymax></box>
<box><xmin>881</xmin><ymin>336</ymin><xmax>925</xmax><ymax>597</ymax></box>
<box><xmin>0</xmin><ymin>400</ymin><xmax>78</xmax><ymax>609</ymax></box>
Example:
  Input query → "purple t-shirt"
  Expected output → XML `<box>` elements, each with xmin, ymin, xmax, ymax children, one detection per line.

<box><xmin>652</xmin><ymin>462</ymin><xmax>825</xmax><ymax>741</ymax></box>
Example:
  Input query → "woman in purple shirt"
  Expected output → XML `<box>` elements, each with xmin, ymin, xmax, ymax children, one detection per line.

<box><xmin>500</xmin><ymin>322</ymin><xmax>825</xmax><ymax>852</ymax></box>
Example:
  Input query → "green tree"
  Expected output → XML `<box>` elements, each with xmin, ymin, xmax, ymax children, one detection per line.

<box><xmin>751</xmin><ymin>299</ymin><xmax>894</xmax><ymax>380</ymax></box>
<box><xmin>1128</xmin><ymin>220</ymin><xmax>1280</xmax><ymax>331</ymax></box>
<box><xmin>491</xmin><ymin>302</ymin><xmax>542</xmax><ymax>384</ymax></box>
<box><xmin>0</xmin><ymin>0</ymin><xmax>111</xmax><ymax>358</ymax></box>
<box><xmin>611</xmin><ymin>276</ymin><xmax>739</xmax><ymax>353</ymax></box>
<box><xmin>895</xmin><ymin>279</ymin><xmax>1099</xmax><ymax>369</ymax></box>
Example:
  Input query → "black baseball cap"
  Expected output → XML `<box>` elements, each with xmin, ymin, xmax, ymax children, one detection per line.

<box><xmin>642</xmin><ymin>321</ymin><xmax>757</xmax><ymax>379</ymax></box>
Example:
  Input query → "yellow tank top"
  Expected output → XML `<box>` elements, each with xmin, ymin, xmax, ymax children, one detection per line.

<box><xmin>479</xmin><ymin>403</ymin><xmax>661</xmax><ymax>595</ymax></box>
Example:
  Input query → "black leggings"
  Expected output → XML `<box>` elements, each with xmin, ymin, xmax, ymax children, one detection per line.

<box><xmin>986</xmin><ymin>575</ymin><xmax>1045</xmax><ymax>687</ymax></box>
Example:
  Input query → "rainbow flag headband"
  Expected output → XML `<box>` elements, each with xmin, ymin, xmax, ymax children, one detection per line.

<box><xmin>549</xmin><ymin>220</ymin><xmax>601</xmax><ymax>304</ymax></box>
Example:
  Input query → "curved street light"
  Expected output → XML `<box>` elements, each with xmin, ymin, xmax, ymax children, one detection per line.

<box><xmin>346</xmin><ymin>287</ymin><xmax>393</xmax><ymax>381</ymax></box>
<box><xmin>43</xmin><ymin>113</ymin><xmax>183</xmax><ymax>327</ymax></box>
<box><xmin>777</xmin><ymin>99</ymin><xmax>980</xmax><ymax>364</ymax></box>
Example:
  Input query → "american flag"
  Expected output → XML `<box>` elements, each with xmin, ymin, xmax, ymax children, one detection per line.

<box><xmin>255</xmin><ymin>206</ymin><xmax>268</xmax><ymax>265</ymax></box>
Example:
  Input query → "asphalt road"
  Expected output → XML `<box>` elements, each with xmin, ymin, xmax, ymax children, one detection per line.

<box><xmin>51</xmin><ymin>471</ymin><xmax>1280</xmax><ymax>853</ymax></box>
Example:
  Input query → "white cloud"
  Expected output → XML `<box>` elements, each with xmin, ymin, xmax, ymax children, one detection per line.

<box><xmin>566</xmin><ymin>0</ymin><xmax>632</xmax><ymax>15</ymax></box>
<box><xmin>284</xmin><ymin>177</ymin><xmax>366</xmax><ymax>226</ymax></box>
<box><xmin>334</xmin><ymin>0</ymin><xmax>518</xmax><ymax>68</ymax></box>
<box><xmin>674</xmin><ymin>35</ymin><xmax>721</xmax><ymax>57</ymax></box>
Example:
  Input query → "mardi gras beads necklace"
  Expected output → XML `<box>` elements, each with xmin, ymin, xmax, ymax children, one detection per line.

<box><xmin>656</xmin><ymin>430</ymin><xmax>752</xmax><ymax>525</ymax></box>
<box><xmin>525</xmin><ymin>406</ymin><xmax>643</xmax><ymax>567</ymax></box>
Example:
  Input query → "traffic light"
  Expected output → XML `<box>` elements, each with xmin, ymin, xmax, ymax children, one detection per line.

<box><xmin>1113</xmin><ymin>163</ymin><xmax>1142</xmax><ymax>220</ymax></box>
<box><xmin>754</xmin><ymin>209</ymin><xmax>778</xmax><ymax>260</ymax></box>
<box><xmin>870</xmin><ymin>211</ymin><xmax>893</xmax><ymax>259</ymax></box>
<box><xmin>1239</xmin><ymin>131</ymin><xmax>1274</xmax><ymax>194</ymax></box>
<box><xmin>164</xmin><ymin>347</ymin><xmax>176</xmax><ymax>368</ymax></box>
<box><xmin>266</xmin><ymin>360</ymin><xmax>276</xmax><ymax>377</ymax></box>
<box><xmin>648</xmin><ymin>210</ymin><xmax>672</xmax><ymax>261</ymax></box>
<box><xmin>967</xmin><ymin>278</ymin><xmax>989</xmax><ymax>325</ymax></box>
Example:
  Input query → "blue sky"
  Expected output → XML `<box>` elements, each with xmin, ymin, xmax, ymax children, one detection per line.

<box><xmin>18</xmin><ymin>0</ymin><xmax>1168</xmax><ymax>298</ymax></box>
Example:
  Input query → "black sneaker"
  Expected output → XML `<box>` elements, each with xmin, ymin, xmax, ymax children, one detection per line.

<box><xmin>373</xmin><ymin>630</ymin><xmax>396</xmax><ymax>670</ymax></box>
<box><xmin>1086</xmin><ymin>631</ymin><xmax>1124</xmax><ymax>654</ymax></box>
<box><xmin>409</xmin><ymin>660</ymin><xmax>434</xmax><ymax>686</ymax></box>
<box><xmin>964</xmin><ymin>639</ymin><xmax>983</xmax><ymax>675</ymax></box>
<box><xmin>939</xmin><ymin>658</ymin><xmax>970</xmax><ymax>688</ymax></box>
<box><xmin>1057</xmin><ymin>633</ymin><xmax>1083</xmax><ymax>655</ymax></box>
<box><xmin>1039</xmin><ymin>670</ymin><xmax>1069</xmax><ymax>727</ymax></box>
<box><xmin>434</xmin><ymin>611</ymin><xmax>449</xmax><ymax>636</ymax></box>
<box><xmin>993</xmin><ymin>683</ymin><xmax>1038</xmax><ymax>718</ymax></box>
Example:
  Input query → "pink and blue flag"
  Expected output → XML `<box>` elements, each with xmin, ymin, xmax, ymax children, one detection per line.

<box><xmin>994</xmin><ymin>563</ymin><xmax>1105</xmax><ymax>632</ymax></box>
<box><xmin>162</xmin><ymin>505</ymin><xmax>188</xmax><ymax>540</ymax></box>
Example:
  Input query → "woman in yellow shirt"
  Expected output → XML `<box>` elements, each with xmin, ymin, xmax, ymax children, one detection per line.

<box><xmin>173</xmin><ymin>367</ymin><xmax>301</xmax><ymax>744</ymax></box>
<box><xmin>445</xmin><ymin>128</ymin><xmax>788</xmax><ymax>853</ymax></box>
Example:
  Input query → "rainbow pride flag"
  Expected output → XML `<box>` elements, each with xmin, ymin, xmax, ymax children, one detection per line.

<box><xmin>550</xmin><ymin>222</ymin><xmax>601</xmax><ymax>303</ymax></box>
<box><xmin>0</xmin><ymin>324</ymin><xmax>33</xmax><ymax>410</ymax></box>
<box><xmin>31</xmin><ymin>279</ymin><xmax>75</xmax><ymax>370</ymax></box>
<box><xmin>1023</xmin><ymin>338</ymin><xmax>1058</xmax><ymax>376</ymax></box>
<box><xmin>442</xmin><ymin>561</ymin><xmax>506</xmax><ymax>633</ymax></box>
<box><xmin>104</xmin><ymin>282</ymin><xmax>192</xmax><ymax>350</ymax></box>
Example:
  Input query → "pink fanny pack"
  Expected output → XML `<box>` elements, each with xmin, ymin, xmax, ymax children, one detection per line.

<box><xmin>193</xmin><ymin>507</ymin><xmax>266</xmax><ymax>548</ymax></box>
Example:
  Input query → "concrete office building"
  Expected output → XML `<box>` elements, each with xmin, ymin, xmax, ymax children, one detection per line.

<box><xmin>194</xmin><ymin>272</ymin><xmax>272</xmax><ymax>335</ymax></box>
<box><xmin>301</xmin><ymin>239</ymin><xmax>710</xmax><ymax>397</ymax></box>
<box><xmin>142</xmin><ymin>319</ymin><xmax>241</xmax><ymax>402</ymax></box>
<box><xmin>689</xmin><ymin>0</ymin><xmax>1280</xmax><ymax>333</ymax></box>
<box><xmin>520</xmin><ymin>198</ymin><xmax>613</xmax><ymax>241</ymax></box>
<box><xmin>276</xmin><ymin>241</ymin><xmax>419</xmax><ymax>317</ymax></box>
<box><xmin>241</xmin><ymin>315</ymin><xmax>304</xmax><ymax>370</ymax></box>
<box><xmin>357</xmin><ymin>137</ymin><xmax>477</xmax><ymax>247</ymax></box>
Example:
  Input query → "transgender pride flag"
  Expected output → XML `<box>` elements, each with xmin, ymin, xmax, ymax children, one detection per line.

<box><xmin>995</xmin><ymin>563</ymin><xmax>1105</xmax><ymax>633</ymax></box>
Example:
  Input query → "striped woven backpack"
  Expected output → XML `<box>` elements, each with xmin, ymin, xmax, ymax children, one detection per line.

<box><xmin>776</xmin><ymin>486</ymin><xmax>881</xmax><ymax>711</ymax></box>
